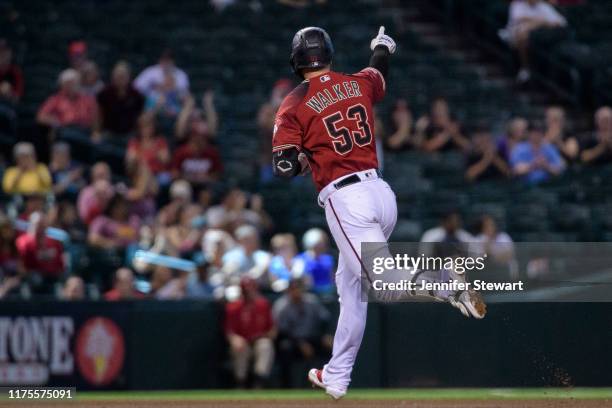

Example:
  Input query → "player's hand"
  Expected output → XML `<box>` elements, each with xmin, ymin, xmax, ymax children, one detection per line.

<box><xmin>370</xmin><ymin>26</ymin><xmax>396</xmax><ymax>54</ymax></box>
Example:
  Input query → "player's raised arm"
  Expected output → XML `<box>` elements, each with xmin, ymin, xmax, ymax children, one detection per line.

<box><xmin>369</xmin><ymin>26</ymin><xmax>396</xmax><ymax>79</ymax></box>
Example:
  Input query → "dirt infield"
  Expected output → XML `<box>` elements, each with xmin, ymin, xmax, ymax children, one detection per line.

<box><xmin>4</xmin><ymin>400</ymin><xmax>612</xmax><ymax>408</ymax></box>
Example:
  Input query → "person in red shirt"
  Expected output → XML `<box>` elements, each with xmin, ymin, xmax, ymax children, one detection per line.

<box><xmin>224</xmin><ymin>277</ymin><xmax>275</xmax><ymax>387</ymax></box>
<box><xmin>104</xmin><ymin>267</ymin><xmax>145</xmax><ymax>301</ymax></box>
<box><xmin>36</xmin><ymin>68</ymin><xmax>98</xmax><ymax>131</ymax></box>
<box><xmin>172</xmin><ymin>128</ymin><xmax>223</xmax><ymax>186</ymax></box>
<box><xmin>126</xmin><ymin>114</ymin><xmax>170</xmax><ymax>177</ymax></box>
<box><xmin>16</xmin><ymin>212</ymin><xmax>65</xmax><ymax>293</ymax></box>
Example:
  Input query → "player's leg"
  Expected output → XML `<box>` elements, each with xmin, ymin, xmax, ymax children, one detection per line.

<box><xmin>320</xmin><ymin>185</ymin><xmax>390</xmax><ymax>395</ymax></box>
<box><xmin>230</xmin><ymin>341</ymin><xmax>252</xmax><ymax>387</ymax></box>
<box><xmin>320</xmin><ymin>252</ymin><xmax>367</xmax><ymax>396</ymax></box>
<box><xmin>375</xmin><ymin>179</ymin><xmax>487</xmax><ymax>316</ymax></box>
<box><xmin>252</xmin><ymin>337</ymin><xmax>274</xmax><ymax>386</ymax></box>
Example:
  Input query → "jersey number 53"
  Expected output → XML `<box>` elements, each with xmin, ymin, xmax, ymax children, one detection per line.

<box><xmin>323</xmin><ymin>104</ymin><xmax>373</xmax><ymax>155</ymax></box>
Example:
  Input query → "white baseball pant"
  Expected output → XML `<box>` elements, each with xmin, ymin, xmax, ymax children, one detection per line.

<box><xmin>318</xmin><ymin>169</ymin><xmax>452</xmax><ymax>393</ymax></box>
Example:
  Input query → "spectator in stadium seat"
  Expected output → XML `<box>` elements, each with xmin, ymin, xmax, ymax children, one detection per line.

<box><xmin>88</xmin><ymin>194</ymin><xmax>140</xmax><ymax>250</ymax></box>
<box><xmin>206</xmin><ymin>188</ymin><xmax>272</xmax><ymax>232</ymax></box>
<box><xmin>294</xmin><ymin>228</ymin><xmax>334</xmax><ymax>295</ymax></box>
<box><xmin>472</xmin><ymin>215</ymin><xmax>516</xmax><ymax>275</ymax></box>
<box><xmin>418</xmin><ymin>97</ymin><xmax>470</xmax><ymax>152</ymax></box>
<box><xmin>511</xmin><ymin>124</ymin><xmax>565</xmax><ymax>184</ymax></box>
<box><xmin>175</xmin><ymin>91</ymin><xmax>218</xmax><ymax>143</ymax></box>
<box><xmin>202</xmin><ymin>229</ymin><xmax>236</xmax><ymax>284</ymax></box>
<box><xmin>36</xmin><ymin>68</ymin><xmax>98</xmax><ymax>131</ymax></box>
<box><xmin>498</xmin><ymin>117</ymin><xmax>529</xmax><ymax>161</ymax></box>
<box><xmin>164</xmin><ymin>204</ymin><xmax>204</xmax><ymax>257</ymax></box>
<box><xmin>123</xmin><ymin>160</ymin><xmax>159</xmax><ymax>222</ymax></box>
<box><xmin>150</xmin><ymin>265</ymin><xmax>188</xmax><ymax>300</ymax></box>
<box><xmin>104</xmin><ymin>267</ymin><xmax>144</xmax><ymax>300</ymax></box>
<box><xmin>222</xmin><ymin>224</ymin><xmax>271</xmax><ymax>283</ymax></box>
<box><xmin>501</xmin><ymin>0</ymin><xmax>567</xmax><ymax>83</ymax></box>
<box><xmin>49</xmin><ymin>142</ymin><xmax>85</xmax><ymax>199</ymax></box>
<box><xmin>18</xmin><ymin>194</ymin><xmax>46</xmax><ymax>222</ymax></box>
<box><xmin>80</xmin><ymin>60</ymin><xmax>103</xmax><ymax>96</ymax></box>
<box><xmin>2</xmin><ymin>142</ymin><xmax>51</xmax><ymax>195</ymax></box>
<box><xmin>171</xmin><ymin>124</ymin><xmax>223</xmax><ymax>186</ymax></box>
<box><xmin>257</xmin><ymin>79</ymin><xmax>293</xmax><ymax>181</ymax></box>
<box><xmin>544</xmin><ymin>106</ymin><xmax>579</xmax><ymax>162</ymax></box>
<box><xmin>157</xmin><ymin>179</ymin><xmax>193</xmax><ymax>228</ymax></box>
<box><xmin>67</xmin><ymin>41</ymin><xmax>88</xmax><ymax>73</ymax></box>
<box><xmin>77</xmin><ymin>162</ymin><xmax>115</xmax><ymax>224</ymax></box>
<box><xmin>225</xmin><ymin>277</ymin><xmax>275</xmax><ymax>388</ymax></box>
<box><xmin>268</xmin><ymin>233</ymin><xmax>299</xmax><ymax>292</ymax></box>
<box><xmin>143</xmin><ymin>66</ymin><xmax>186</xmax><ymax>119</ymax></box>
<box><xmin>0</xmin><ymin>214</ymin><xmax>21</xmax><ymax>284</ymax></box>
<box><xmin>384</xmin><ymin>99</ymin><xmax>421</xmax><ymax>151</ymax></box>
<box><xmin>273</xmin><ymin>278</ymin><xmax>332</xmax><ymax>388</ymax></box>
<box><xmin>61</xmin><ymin>276</ymin><xmax>85</xmax><ymax>300</ymax></box>
<box><xmin>96</xmin><ymin>61</ymin><xmax>145</xmax><ymax>136</ymax></box>
<box><xmin>580</xmin><ymin>106</ymin><xmax>612</xmax><ymax>165</ymax></box>
<box><xmin>465</xmin><ymin>125</ymin><xmax>511</xmax><ymax>182</ymax></box>
<box><xmin>16</xmin><ymin>212</ymin><xmax>65</xmax><ymax>293</ymax></box>
<box><xmin>186</xmin><ymin>259</ymin><xmax>216</xmax><ymax>299</ymax></box>
<box><xmin>50</xmin><ymin>200</ymin><xmax>86</xmax><ymax>243</ymax></box>
<box><xmin>0</xmin><ymin>39</ymin><xmax>23</xmax><ymax>102</ymax></box>
<box><xmin>419</xmin><ymin>211</ymin><xmax>473</xmax><ymax>257</ymax></box>
<box><xmin>126</xmin><ymin>115</ymin><xmax>170</xmax><ymax>183</ymax></box>
<box><xmin>135</xmin><ymin>49</ymin><xmax>189</xmax><ymax>100</ymax></box>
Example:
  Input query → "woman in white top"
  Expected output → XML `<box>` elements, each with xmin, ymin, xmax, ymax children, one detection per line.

<box><xmin>501</xmin><ymin>0</ymin><xmax>567</xmax><ymax>83</ymax></box>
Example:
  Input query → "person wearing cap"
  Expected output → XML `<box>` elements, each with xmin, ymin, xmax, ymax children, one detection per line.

<box><xmin>2</xmin><ymin>142</ymin><xmax>51</xmax><ymax>195</ymax></box>
<box><xmin>510</xmin><ymin>123</ymin><xmax>565</xmax><ymax>184</ymax></box>
<box><xmin>224</xmin><ymin>276</ymin><xmax>275</xmax><ymax>388</ymax></box>
<box><xmin>36</xmin><ymin>68</ymin><xmax>98</xmax><ymax>130</ymax></box>
<box><xmin>68</xmin><ymin>40</ymin><xmax>88</xmax><ymax>72</ymax></box>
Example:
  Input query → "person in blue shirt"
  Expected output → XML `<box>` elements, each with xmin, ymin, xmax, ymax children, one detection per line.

<box><xmin>268</xmin><ymin>233</ymin><xmax>299</xmax><ymax>292</ymax></box>
<box><xmin>294</xmin><ymin>228</ymin><xmax>334</xmax><ymax>295</ymax></box>
<box><xmin>510</xmin><ymin>125</ymin><xmax>565</xmax><ymax>184</ymax></box>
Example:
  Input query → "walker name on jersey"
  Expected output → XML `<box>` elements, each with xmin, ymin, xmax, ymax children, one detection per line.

<box><xmin>305</xmin><ymin>80</ymin><xmax>363</xmax><ymax>114</ymax></box>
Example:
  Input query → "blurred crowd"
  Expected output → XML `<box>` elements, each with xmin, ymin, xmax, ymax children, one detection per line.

<box><xmin>0</xmin><ymin>40</ymin><xmax>341</xmax><ymax>302</ymax></box>
<box><xmin>379</xmin><ymin>97</ymin><xmax>612</xmax><ymax>184</ymax></box>
<box><xmin>0</xmin><ymin>31</ymin><xmax>611</xmax><ymax>302</ymax></box>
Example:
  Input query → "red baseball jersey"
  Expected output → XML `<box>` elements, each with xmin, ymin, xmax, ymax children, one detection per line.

<box><xmin>272</xmin><ymin>68</ymin><xmax>385</xmax><ymax>191</ymax></box>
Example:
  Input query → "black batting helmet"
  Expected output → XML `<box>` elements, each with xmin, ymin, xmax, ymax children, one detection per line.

<box><xmin>289</xmin><ymin>27</ymin><xmax>334</xmax><ymax>78</ymax></box>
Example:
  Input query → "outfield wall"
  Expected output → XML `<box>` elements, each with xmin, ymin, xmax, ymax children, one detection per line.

<box><xmin>0</xmin><ymin>301</ymin><xmax>609</xmax><ymax>389</ymax></box>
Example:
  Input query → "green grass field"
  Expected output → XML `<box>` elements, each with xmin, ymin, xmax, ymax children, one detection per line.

<box><xmin>77</xmin><ymin>388</ymin><xmax>612</xmax><ymax>401</ymax></box>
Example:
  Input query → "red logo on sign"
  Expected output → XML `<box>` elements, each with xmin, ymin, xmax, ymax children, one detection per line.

<box><xmin>75</xmin><ymin>317</ymin><xmax>125</xmax><ymax>386</ymax></box>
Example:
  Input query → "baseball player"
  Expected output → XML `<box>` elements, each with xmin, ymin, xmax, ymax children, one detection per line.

<box><xmin>272</xmin><ymin>26</ymin><xmax>486</xmax><ymax>399</ymax></box>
